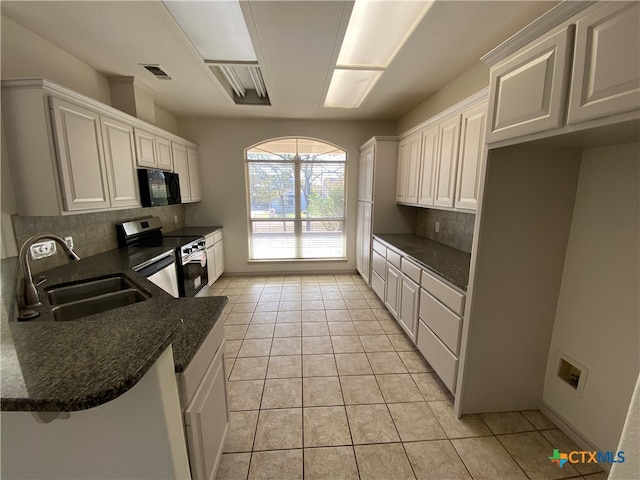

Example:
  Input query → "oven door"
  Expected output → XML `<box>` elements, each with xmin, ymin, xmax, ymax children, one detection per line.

<box><xmin>181</xmin><ymin>250</ymin><xmax>209</xmax><ymax>297</ymax></box>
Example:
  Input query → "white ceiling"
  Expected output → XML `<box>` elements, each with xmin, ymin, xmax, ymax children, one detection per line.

<box><xmin>1</xmin><ymin>1</ymin><xmax>557</xmax><ymax>121</ymax></box>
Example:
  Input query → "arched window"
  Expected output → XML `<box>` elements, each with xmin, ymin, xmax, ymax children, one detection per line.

<box><xmin>245</xmin><ymin>137</ymin><xmax>347</xmax><ymax>260</ymax></box>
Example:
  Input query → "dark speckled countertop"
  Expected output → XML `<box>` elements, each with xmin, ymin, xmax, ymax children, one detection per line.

<box><xmin>374</xmin><ymin>234</ymin><xmax>471</xmax><ymax>291</ymax></box>
<box><xmin>1</xmin><ymin>246</ymin><xmax>227</xmax><ymax>412</ymax></box>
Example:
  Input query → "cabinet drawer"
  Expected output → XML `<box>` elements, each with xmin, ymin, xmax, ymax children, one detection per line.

<box><xmin>417</xmin><ymin>321</ymin><xmax>458</xmax><ymax>394</ymax></box>
<box><xmin>421</xmin><ymin>269</ymin><xmax>465</xmax><ymax>316</ymax></box>
<box><xmin>371</xmin><ymin>250</ymin><xmax>386</xmax><ymax>279</ymax></box>
<box><xmin>419</xmin><ymin>289</ymin><xmax>462</xmax><ymax>355</ymax></box>
<box><xmin>213</xmin><ymin>229</ymin><xmax>223</xmax><ymax>244</ymax></box>
<box><xmin>386</xmin><ymin>248</ymin><xmax>401</xmax><ymax>268</ymax></box>
<box><xmin>401</xmin><ymin>257</ymin><xmax>421</xmax><ymax>283</ymax></box>
<box><xmin>372</xmin><ymin>239</ymin><xmax>386</xmax><ymax>256</ymax></box>
<box><xmin>371</xmin><ymin>271</ymin><xmax>385</xmax><ymax>302</ymax></box>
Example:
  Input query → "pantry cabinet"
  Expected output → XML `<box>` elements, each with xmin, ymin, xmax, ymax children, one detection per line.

<box><xmin>484</xmin><ymin>1</ymin><xmax>640</xmax><ymax>144</ymax></box>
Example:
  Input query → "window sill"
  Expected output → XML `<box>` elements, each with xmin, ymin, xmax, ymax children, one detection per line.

<box><xmin>247</xmin><ymin>257</ymin><xmax>347</xmax><ymax>263</ymax></box>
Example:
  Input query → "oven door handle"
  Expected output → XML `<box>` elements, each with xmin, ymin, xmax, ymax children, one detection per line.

<box><xmin>183</xmin><ymin>250</ymin><xmax>207</xmax><ymax>267</ymax></box>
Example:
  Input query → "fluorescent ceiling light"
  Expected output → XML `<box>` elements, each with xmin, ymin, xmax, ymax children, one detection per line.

<box><xmin>338</xmin><ymin>0</ymin><xmax>435</xmax><ymax>68</ymax></box>
<box><xmin>164</xmin><ymin>1</ymin><xmax>256</xmax><ymax>62</ymax></box>
<box><xmin>325</xmin><ymin>0</ymin><xmax>433</xmax><ymax>108</ymax></box>
<box><xmin>324</xmin><ymin>69</ymin><xmax>383</xmax><ymax>109</ymax></box>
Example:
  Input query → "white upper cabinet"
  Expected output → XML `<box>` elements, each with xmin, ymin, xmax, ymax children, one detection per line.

<box><xmin>434</xmin><ymin>114</ymin><xmax>462</xmax><ymax>208</ymax></box>
<box><xmin>455</xmin><ymin>102</ymin><xmax>487</xmax><ymax>210</ymax></box>
<box><xmin>484</xmin><ymin>1</ymin><xmax>639</xmax><ymax>144</ymax></box>
<box><xmin>50</xmin><ymin>98</ymin><xmax>111</xmax><ymax>211</ymax></box>
<box><xmin>486</xmin><ymin>26</ymin><xmax>573</xmax><ymax>143</ymax></box>
<box><xmin>100</xmin><ymin>115</ymin><xmax>140</xmax><ymax>209</ymax></box>
<box><xmin>567</xmin><ymin>1</ymin><xmax>640</xmax><ymax>124</ymax></box>
<box><xmin>134</xmin><ymin>128</ymin><xmax>157</xmax><ymax>168</ymax></box>
<box><xmin>172</xmin><ymin>143</ymin><xmax>190</xmax><ymax>202</ymax></box>
<box><xmin>396</xmin><ymin>132</ymin><xmax>421</xmax><ymax>205</ymax></box>
<box><xmin>155</xmin><ymin>135</ymin><xmax>174</xmax><ymax>170</ymax></box>
<box><xmin>187</xmin><ymin>147</ymin><xmax>202</xmax><ymax>202</ymax></box>
<box><xmin>417</xmin><ymin>125</ymin><xmax>439</xmax><ymax>207</ymax></box>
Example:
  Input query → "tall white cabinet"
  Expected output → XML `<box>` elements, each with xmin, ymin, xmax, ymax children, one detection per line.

<box><xmin>355</xmin><ymin>137</ymin><xmax>414</xmax><ymax>284</ymax></box>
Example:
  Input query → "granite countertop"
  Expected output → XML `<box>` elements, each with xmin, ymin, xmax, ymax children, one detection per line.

<box><xmin>374</xmin><ymin>234</ymin><xmax>471</xmax><ymax>291</ymax></box>
<box><xmin>1</xmin><ymin>247</ymin><xmax>227</xmax><ymax>412</ymax></box>
<box><xmin>164</xmin><ymin>225</ymin><xmax>222</xmax><ymax>237</ymax></box>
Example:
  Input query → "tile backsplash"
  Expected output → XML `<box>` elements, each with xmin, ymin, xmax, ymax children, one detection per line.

<box><xmin>415</xmin><ymin>208</ymin><xmax>475</xmax><ymax>253</ymax></box>
<box><xmin>12</xmin><ymin>205</ymin><xmax>185</xmax><ymax>274</ymax></box>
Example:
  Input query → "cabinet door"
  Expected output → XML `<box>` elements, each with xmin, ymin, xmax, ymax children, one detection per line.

<box><xmin>50</xmin><ymin>97</ymin><xmax>110</xmax><ymax>211</ymax></box>
<box><xmin>417</xmin><ymin>125</ymin><xmax>438</xmax><ymax>206</ymax></box>
<box><xmin>356</xmin><ymin>201</ymin><xmax>364</xmax><ymax>276</ymax></box>
<box><xmin>567</xmin><ymin>2</ymin><xmax>640</xmax><ymax>124</ymax></box>
<box><xmin>187</xmin><ymin>147</ymin><xmax>202</xmax><ymax>202</ymax></box>
<box><xmin>360</xmin><ymin>202</ymin><xmax>372</xmax><ymax>284</ymax></box>
<box><xmin>395</xmin><ymin>141</ymin><xmax>409</xmax><ymax>203</ymax></box>
<box><xmin>100</xmin><ymin>116</ymin><xmax>141</xmax><ymax>209</ymax></box>
<box><xmin>214</xmin><ymin>239</ymin><xmax>224</xmax><ymax>280</ymax></box>
<box><xmin>172</xmin><ymin>143</ymin><xmax>191</xmax><ymax>202</ymax></box>
<box><xmin>134</xmin><ymin>128</ymin><xmax>157</xmax><ymax>168</ymax></box>
<box><xmin>455</xmin><ymin>103</ymin><xmax>487</xmax><ymax>210</ymax></box>
<box><xmin>398</xmin><ymin>275</ymin><xmax>419</xmax><ymax>343</ymax></box>
<box><xmin>206</xmin><ymin>242</ymin><xmax>216</xmax><ymax>287</ymax></box>
<box><xmin>404</xmin><ymin>132</ymin><xmax>422</xmax><ymax>205</ymax></box>
<box><xmin>434</xmin><ymin>115</ymin><xmax>461</xmax><ymax>208</ymax></box>
<box><xmin>358</xmin><ymin>147</ymin><xmax>374</xmax><ymax>202</ymax></box>
<box><xmin>184</xmin><ymin>345</ymin><xmax>229</xmax><ymax>480</ymax></box>
<box><xmin>487</xmin><ymin>26</ymin><xmax>573</xmax><ymax>143</ymax></box>
<box><xmin>155</xmin><ymin>135</ymin><xmax>173</xmax><ymax>170</ymax></box>
<box><xmin>385</xmin><ymin>263</ymin><xmax>401</xmax><ymax>319</ymax></box>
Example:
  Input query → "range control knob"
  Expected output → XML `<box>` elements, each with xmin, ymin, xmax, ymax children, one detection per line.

<box><xmin>183</xmin><ymin>247</ymin><xmax>192</xmax><ymax>255</ymax></box>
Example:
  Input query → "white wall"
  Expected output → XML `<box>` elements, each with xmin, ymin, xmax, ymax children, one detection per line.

<box><xmin>1</xmin><ymin>15</ymin><xmax>112</xmax><ymax>104</ymax></box>
<box><xmin>178</xmin><ymin>118</ymin><xmax>395</xmax><ymax>274</ymax></box>
<box><xmin>542</xmin><ymin>143</ymin><xmax>640</xmax><ymax>452</ymax></box>
<box><xmin>1</xmin><ymin>122</ymin><xmax>18</xmax><ymax>258</ymax></box>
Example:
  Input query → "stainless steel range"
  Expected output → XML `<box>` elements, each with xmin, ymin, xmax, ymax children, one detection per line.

<box><xmin>117</xmin><ymin>217</ymin><xmax>209</xmax><ymax>298</ymax></box>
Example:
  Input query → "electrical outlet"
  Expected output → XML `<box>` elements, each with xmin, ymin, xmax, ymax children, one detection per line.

<box><xmin>30</xmin><ymin>240</ymin><xmax>56</xmax><ymax>260</ymax></box>
<box><xmin>64</xmin><ymin>236</ymin><xmax>74</xmax><ymax>249</ymax></box>
<box><xmin>435</xmin><ymin>221</ymin><xmax>440</xmax><ymax>233</ymax></box>
<box><xmin>174</xmin><ymin>215</ymin><xmax>179</xmax><ymax>224</ymax></box>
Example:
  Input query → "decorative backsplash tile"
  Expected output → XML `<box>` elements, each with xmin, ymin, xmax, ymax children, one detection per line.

<box><xmin>415</xmin><ymin>208</ymin><xmax>475</xmax><ymax>253</ymax></box>
<box><xmin>12</xmin><ymin>205</ymin><xmax>185</xmax><ymax>274</ymax></box>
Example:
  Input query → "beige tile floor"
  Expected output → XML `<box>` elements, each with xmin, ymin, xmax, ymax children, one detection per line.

<box><xmin>211</xmin><ymin>274</ymin><xmax>606</xmax><ymax>480</ymax></box>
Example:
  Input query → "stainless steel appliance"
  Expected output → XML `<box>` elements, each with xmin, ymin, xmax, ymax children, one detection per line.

<box><xmin>117</xmin><ymin>217</ymin><xmax>208</xmax><ymax>297</ymax></box>
<box><xmin>137</xmin><ymin>169</ymin><xmax>181</xmax><ymax>207</ymax></box>
<box><xmin>135</xmin><ymin>251</ymin><xmax>179</xmax><ymax>298</ymax></box>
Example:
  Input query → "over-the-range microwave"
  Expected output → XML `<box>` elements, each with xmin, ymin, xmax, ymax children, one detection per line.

<box><xmin>137</xmin><ymin>169</ymin><xmax>182</xmax><ymax>207</ymax></box>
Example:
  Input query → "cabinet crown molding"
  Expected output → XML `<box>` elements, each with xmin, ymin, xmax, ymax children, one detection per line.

<box><xmin>481</xmin><ymin>0</ymin><xmax>596</xmax><ymax>66</ymax></box>
<box><xmin>359</xmin><ymin>136</ymin><xmax>398</xmax><ymax>152</ymax></box>
<box><xmin>399</xmin><ymin>87</ymin><xmax>488</xmax><ymax>139</ymax></box>
<box><xmin>1</xmin><ymin>78</ymin><xmax>196</xmax><ymax>148</ymax></box>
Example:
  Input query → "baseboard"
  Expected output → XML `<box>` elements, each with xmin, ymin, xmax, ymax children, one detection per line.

<box><xmin>540</xmin><ymin>401</ymin><xmax>611</xmax><ymax>473</ymax></box>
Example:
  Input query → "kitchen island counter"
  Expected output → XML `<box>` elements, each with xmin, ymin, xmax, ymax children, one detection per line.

<box><xmin>0</xmin><ymin>247</ymin><xmax>227</xmax><ymax>413</ymax></box>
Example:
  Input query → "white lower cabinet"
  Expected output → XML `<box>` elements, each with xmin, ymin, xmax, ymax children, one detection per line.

<box><xmin>398</xmin><ymin>275</ymin><xmax>419</xmax><ymax>342</ymax></box>
<box><xmin>184</xmin><ymin>344</ymin><xmax>228</xmax><ymax>480</ymax></box>
<box><xmin>417</xmin><ymin>321</ymin><xmax>459</xmax><ymax>394</ymax></box>
<box><xmin>384</xmin><ymin>263</ymin><xmax>401</xmax><ymax>319</ymax></box>
<box><xmin>206</xmin><ymin>230</ymin><xmax>224</xmax><ymax>286</ymax></box>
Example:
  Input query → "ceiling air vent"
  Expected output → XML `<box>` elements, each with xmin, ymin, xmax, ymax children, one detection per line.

<box><xmin>141</xmin><ymin>64</ymin><xmax>173</xmax><ymax>80</ymax></box>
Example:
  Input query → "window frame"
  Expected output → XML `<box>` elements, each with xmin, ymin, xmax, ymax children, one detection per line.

<box><xmin>245</xmin><ymin>137</ymin><xmax>348</xmax><ymax>262</ymax></box>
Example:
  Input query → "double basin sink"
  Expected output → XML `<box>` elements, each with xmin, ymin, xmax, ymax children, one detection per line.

<box><xmin>46</xmin><ymin>275</ymin><xmax>150</xmax><ymax>322</ymax></box>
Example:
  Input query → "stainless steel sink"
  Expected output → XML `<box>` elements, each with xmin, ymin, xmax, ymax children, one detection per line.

<box><xmin>47</xmin><ymin>275</ymin><xmax>143</xmax><ymax>305</ymax></box>
<box><xmin>45</xmin><ymin>275</ymin><xmax>150</xmax><ymax>321</ymax></box>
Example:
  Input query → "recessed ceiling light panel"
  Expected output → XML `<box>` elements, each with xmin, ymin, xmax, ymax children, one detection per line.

<box><xmin>324</xmin><ymin>69</ymin><xmax>383</xmax><ymax>109</ymax></box>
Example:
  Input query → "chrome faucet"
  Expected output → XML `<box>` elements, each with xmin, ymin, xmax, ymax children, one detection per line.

<box><xmin>19</xmin><ymin>234</ymin><xmax>81</xmax><ymax>307</ymax></box>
